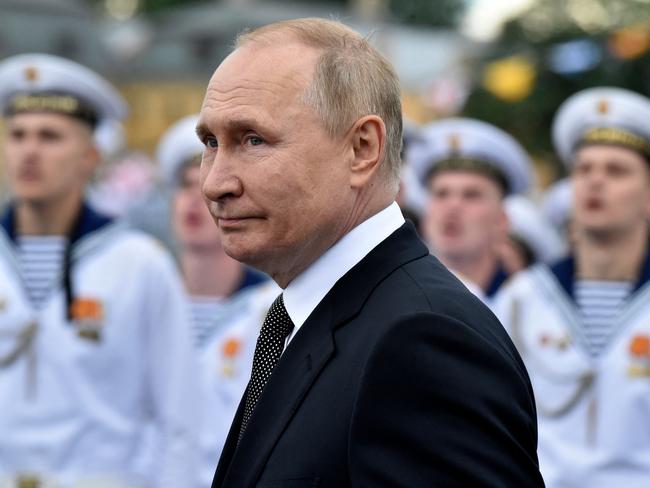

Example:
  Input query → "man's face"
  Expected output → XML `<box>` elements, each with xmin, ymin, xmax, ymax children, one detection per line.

<box><xmin>4</xmin><ymin>112</ymin><xmax>96</xmax><ymax>206</ymax></box>
<box><xmin>172</xmin><ymin>163</ymin><xmax>222</xmax><ymax>251</ymax></box>
<box><xmin>423</xmin><ymin>171</ymin><xmax>507</xmax><ymax>262</ymax></box>
<box><xmin>572</xmin><ymin>144</ymin><xmax>650</xmax><ymax>238</ymax></box>
<box><xmin>198</xmin><ymin>41</ymin><xmax>355</xmax><ymax>281</ymax></box>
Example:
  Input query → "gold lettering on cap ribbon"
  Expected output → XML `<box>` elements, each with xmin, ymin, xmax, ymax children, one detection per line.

<box><xmin>10</xmin><ymin>95</ymin><xmax>80</xmax><ymax>114</ymax></box>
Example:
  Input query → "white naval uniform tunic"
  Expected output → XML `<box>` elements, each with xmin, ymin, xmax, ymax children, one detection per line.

<box><xmin>493</xmin><ymin>255</ymin><xmax>650</xmax><ymax>488</ymax></box>
<box><xmin>192</xmin><ymin>279</ymin><xmax>279</xmax><ymax>488</ymax></box>
<box><xmin>0</xmin><ymin>204</ymin><xmax>199</xmax><ymax>488</ymax></box>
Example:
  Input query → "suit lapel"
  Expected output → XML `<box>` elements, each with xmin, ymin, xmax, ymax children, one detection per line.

<box><xmin>214</xmin><ymin>223</ymin><xmax>429</xmax><ymax>487</ymax></box>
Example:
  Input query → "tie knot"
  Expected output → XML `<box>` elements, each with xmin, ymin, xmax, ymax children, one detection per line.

<box><xmin>262</xmin><ymin>294</ymin><xmax>294</xmax><ymax>340</ymax></box>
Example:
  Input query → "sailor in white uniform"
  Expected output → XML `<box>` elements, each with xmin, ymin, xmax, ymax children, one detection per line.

<box><xmin>408</xmin><ymin>117</ymin><xmax>534</xmax><ymax>305</ymax></box>
<box><xmin>0</xmin><ymin>54</ymin><xmax>199</xmax><ymax>488</ymax></box>
<box><xmin>159</xmin><ymin>115</ymin><xmax>278</xmax><ymax>488</ymax></box>
<box><xmin>493</xmin><ymin>87</ymin><xmax>650</xmax><ymax>488</ymax></box>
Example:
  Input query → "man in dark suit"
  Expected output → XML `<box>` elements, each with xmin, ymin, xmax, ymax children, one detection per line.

<box><xmin>197</xmin><ymin>17</ymin><xmax>544</xmax><ymax>487</ymax></box>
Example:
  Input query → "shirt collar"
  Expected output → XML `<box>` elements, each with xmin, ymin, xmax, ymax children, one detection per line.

<box><xmin>485</xmin><ymin>265</ymin><xmax>509</xmax><ymax>298</ymax></box>
<box><xmin>1</xmin><ymin>201</ymin><xmax>112</xmax><ymax>244</ymax></box>
<box><xmin>283</xmin><ymin>202</ymin><xmax>405</xmax><ymax>330</ymax></box>
<box><xmin>549</xmin><ymin>249</ymin><xmax>650</xmax><ymax>301</ymax></box>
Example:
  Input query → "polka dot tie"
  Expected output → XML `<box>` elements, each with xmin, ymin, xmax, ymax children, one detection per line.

<box><xmin>239</xmin><ymin>294</ymin><xmax>294</xmax><ymax>442</ymax></box>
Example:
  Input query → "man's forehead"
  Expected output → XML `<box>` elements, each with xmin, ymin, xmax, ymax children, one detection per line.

<box><xmin>210</xmin><ymin>41</ymin><xmax>319</xmax><ymax>89</ymax></box>
<box><xmin>575</xmin><ymin>144</ymin><xmax>643</xmax><ymax>161</ymax></box>
<box><xmin>199</xmin><ymin>48</ymin><xmax>319</xmax><ymax>131</ymax></box>
<box><xmin>6</xmin><ymin>111</ymin><xmax>88</xmax><ymax>131</ymax></box>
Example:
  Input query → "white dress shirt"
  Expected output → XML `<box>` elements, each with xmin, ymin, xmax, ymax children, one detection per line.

<box><xmin>283</xmin><ymin>202</ymin><xmax>405</xmax><ymax>345</ymax></box>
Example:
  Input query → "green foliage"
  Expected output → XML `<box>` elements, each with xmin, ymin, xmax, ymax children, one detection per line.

<box><xmin>461</xmin><ymin>0</ymin><xmax>650</xmax><ymax>177</ymax></box>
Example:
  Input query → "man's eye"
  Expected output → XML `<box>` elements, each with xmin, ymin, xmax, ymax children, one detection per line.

<box><xmin>9</xmin><ymin>130</ymin><xmax>24</xmax><ymax>141</ymax></box>
<box><xmin>246</xmin><ymin>136</ymin><xmax>264</xmax><ymax>146</ymax></box>
<box><xmin>41</xmin><ymin>130</ymin><xmax>62</xmax><ymax>141</ymax></box>
<box><xmin>608</xmin><ymin>166</ymin><xmax>627</xmax><ymax>177</ymax></box>
<box><xmin>205</xmin><ymin>136</ymin><xmax>218</xmax><ymax>148</ymax></box>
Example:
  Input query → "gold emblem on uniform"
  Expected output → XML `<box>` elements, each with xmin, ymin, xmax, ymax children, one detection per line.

<box><xmin>596</xmin><ymin>99</ymin><xmax>609</xmax><ymax>114</ymax></box>
<box><xmin>628</xmin><ymin>334</ymin><xmax>650</xmax><ymax>377</ymax></box>
<box><xmin>70</xmin><ymin>297</ymin><xmax>104</xmax><ymax>341</ymax></box>
<box><xmin>23</xmin><ymin>66</ymin><xmax>39</xmax><ymax>82</ymax></box>
<box><xmin>448</xmin><ymin>133</ymin><xmax>462</xmax><ymax>154</ymax></box>
<box><xmin>220</xmin><ymin>337</ymin><xmax>241</xmax><ymax>377</ymax></box>
<box><xmin>538</xmin><ymin>332</ymin><xmax>570</xmax><ymax>350</ymax></box>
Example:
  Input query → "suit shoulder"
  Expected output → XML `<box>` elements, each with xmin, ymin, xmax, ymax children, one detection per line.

<box><xmin>375</xmin><ymin>253</ymin><xmax>496</xmax><ymax>329</ymax></box>
<box><xmin>367</xmin><ymin>254</ymin><xmax>526</xmax><ymax>377</ymax></box>
<box><xmin>349</xmin><ymin>310</ymin><xmax>542</xmax><ymax>486</ymax></box>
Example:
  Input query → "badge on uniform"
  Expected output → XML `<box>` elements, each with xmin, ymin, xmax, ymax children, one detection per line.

<box><xmin>538</xmin><ymin>332</ymin><xmax>571</xmax><ymax>350</ymax></box>
<box><xmin>219</xmin><ymin>337</ymin><xmax>241</xmax><ymax>377</ymax></box>
<box><xmin>628</xmin><ymin>334</ymin><xmax>650</xmax><ymax>377</ymax></box>
<box><xmin>70</xmin><ymin>297</ymin><xmax>104</xmax><ymax>341</ymax></box>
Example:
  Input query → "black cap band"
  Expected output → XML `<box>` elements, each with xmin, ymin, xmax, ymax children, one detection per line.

<box><xmin>426</xmin><ymin>157</ymin><xmax>510</xmax><ymax>195</ymax></box>
<box><xmin>5</xmin><ymin>92</ymin><xmax>99</xmax><ymax>128</ymax></box>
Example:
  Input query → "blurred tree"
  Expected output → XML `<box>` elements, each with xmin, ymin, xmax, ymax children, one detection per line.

<box><xmin>462</xmin><ymin>0</ymin><xmax>650</xmax><ymax>181</ymax></box>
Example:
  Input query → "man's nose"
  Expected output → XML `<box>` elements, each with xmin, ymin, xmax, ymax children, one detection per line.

<box><xmin>14</xmin><ymin>136</ymin><xmax>41</xmax><ymax>162</ymax></box>
<box><xmin>586</xmin><ymin>168</ymin><xmax>606</xmax><ymax>188</ymax></box>
<box><xmin>444</xmin><ymin>193</ymin><xmax>463</xmax><ymax>209</ymax></box>
<box><xmin>201</xmin><ymin>154</ymin><xmax>244</xmax><ymax>202</ymax></box>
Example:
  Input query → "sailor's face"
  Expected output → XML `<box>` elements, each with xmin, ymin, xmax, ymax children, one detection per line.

<box><xmin>424</xmin><ymin>171</ymin><xmax>507</xmax><ymax>262</ymax></box>
<box><xmin>573</xmin><ymin>144</ymin><xmax>650</xmax><ymax>237</ymax></box>
<box><xmin>3</xmin><ymin>112</ymin><xmax>97</xmax><ymax>205</ymax></box>
<box><xmin>173</xmin><ymin>163</ymin><xmax>222</xmax><ymax>251</ymax></box>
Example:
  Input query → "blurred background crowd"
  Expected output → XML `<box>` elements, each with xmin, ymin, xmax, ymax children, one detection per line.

<box><xmin>3</xmin><ymin>0</ymin><xmax>650</xmax><ymax>195</ymax></box>
<box><xmin>1</xmin><ymin>0</ymin><xmax>650</xmax><ymax>487</ymax></box>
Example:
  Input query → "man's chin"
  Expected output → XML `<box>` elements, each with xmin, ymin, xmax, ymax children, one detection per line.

<box><xmin>582</xmin><ymin>224</ymin><xmax>620</xmax><ymax>241</ymax></box>
<box><xmin>15</xmin><ymin>193</ymin><xmax>54</xmax><ymax>207</ymax></box>
<box><xmin>222</xmin><ymin>244</ymin><xmax>266</xmax><ymax>270</ymax></box>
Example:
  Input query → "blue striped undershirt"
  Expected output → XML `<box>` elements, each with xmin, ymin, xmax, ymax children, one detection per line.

<box><xmin>190</xmin><ymin>297</ymin><xmax>225</xmax><ymax>348</ymax></box>
<box><xmin>17</xmin><ymin>236</ymin><xmax>67</xmax><ymax>310</ymax></box>
<box><xmin>575</xmin><ymin>280</ymin><xmax>632</xmax><ymax>358</ymax></box>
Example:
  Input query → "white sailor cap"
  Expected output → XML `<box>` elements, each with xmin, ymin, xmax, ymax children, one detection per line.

<box><xmin>552</xmin><ymin>87</ymin><xmax>650</xmax><ymax>167</ymax></box>
<box><xmin>407</xmin><ymin>117</ymin><xmax>533</xmax><ymax>195</ymax></box>
<box><xmin>0</xmin><ymin>53</ymin><xmax>127</xmax><ymax>129</ymax></box>
<box><xmin>94</xmin><ymin>119</ymin><xmax>126</xmax><ymax>159</ymax></box>
<box><xmin>156</xmin><ymin>114</ymin><xmax>203</xmax><ymax>187</ymax></box>
<box><xmin>505</xmin><ymin>195</ymin><xmax>567</xmax><ymax>263</ymax></box>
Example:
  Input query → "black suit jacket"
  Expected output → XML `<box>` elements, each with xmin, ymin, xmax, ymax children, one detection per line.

<box><xmin>212</xmin><ymin>223</ymin><xmax>544</xmax><ymax>487</ymax></box>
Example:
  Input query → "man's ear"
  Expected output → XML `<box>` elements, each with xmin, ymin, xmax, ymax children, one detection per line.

<box><xmin>75</xmin><ymin>121</ymin><xmax>101</xmax><ymax>180</ymax></box>
<box><xmin>82</xmin><ymin>142</ymin><xmax>101</xmax><ymax>181</ymax></box>
<box><xmin>645</xmin><ymin>169</ymin><xmax>650</xmax><ymax>217</ymax></box>
<box><xmin>497</xmin><ymin>204</ymin><xmax>510</xmax><ymax>240</ymax></box>
<box><xmin>349</xmin><ymin>115</ymin><xmax>386</xmax><ymax>189</ymax></box>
